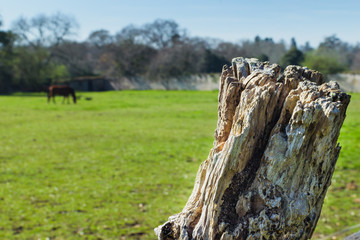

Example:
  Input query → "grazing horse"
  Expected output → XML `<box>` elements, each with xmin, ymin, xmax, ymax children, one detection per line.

<box><xmin>48</xmin><ymin>85</ymin><xmax>77</xmax><ymax>104</ymax></box>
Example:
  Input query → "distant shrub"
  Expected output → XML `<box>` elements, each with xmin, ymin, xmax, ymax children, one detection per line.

<box><xmin>302</xmin><ymin>51</ymin><xmax>347</xmax><ymax>75</ymax></box>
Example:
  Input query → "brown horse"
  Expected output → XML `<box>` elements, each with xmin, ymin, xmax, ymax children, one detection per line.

<box><xmin>48</xmin><ymin>85</ymin><xmax>77</xmax><ymax>104</ymax></box>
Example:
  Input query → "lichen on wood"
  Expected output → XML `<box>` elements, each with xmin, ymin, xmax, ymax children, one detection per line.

<box><xmin>155</xmin><ymin>57</ymin><xmax>350</xmax><ymax>240</ymax></box>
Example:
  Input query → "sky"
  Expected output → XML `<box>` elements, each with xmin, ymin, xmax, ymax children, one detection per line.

<box><xmin>1</xmin><ymin>0</ymin><xmax>360</xmax><ymax>48</ymax></box>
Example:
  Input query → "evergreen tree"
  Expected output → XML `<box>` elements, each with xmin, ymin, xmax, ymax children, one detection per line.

<box><xmin>280</xmin><ymin>38</ymin><xmax>304</xmax><ymax>67</ymax></box>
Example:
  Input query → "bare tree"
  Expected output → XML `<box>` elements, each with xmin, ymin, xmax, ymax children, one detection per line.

<box><xmin>115</xmin><ymin>25</ymin><xmax>143</xmax><ymax>45</ymax></box>
<box><xmin>10</xmin><ymin>12</ymin><xmax>79</xmax><ymax>90</ymax></box>
<box><xmin>88</xmin><ymin>29</ymin><xmax>113</xmax><ymax>48</ymax></box>
<box><xmin>142</xmin><ymin>19</ymin><xmax>185</xmax><ymax>49</ymax></box>
<box><xmin>240</xmin><ymin>37</ymin><xmax>287</xmax><ymax>63</ymax></box>
<box><xmin>350</xmin><ymin>50</ymin><xmax>360</xmax><ymax>72</ymax></box>
<box><xmin>213</xmin><ymin>41</ymin><xmax>246</xmax><ymax>62</ymax></box>
<box><xmin>52</xmin><ymin>41</ymin><xmax>96</xmax><ymax>77</ymax></box>
<box><xmin>12</xmin><ymin>12</ymin><xmax>78</xmax><ymax>48</ymax></box>
<box><xmin>147</xmin><ymin>40</ymin><xmax>201</xmax><ymax>79</ymax></box>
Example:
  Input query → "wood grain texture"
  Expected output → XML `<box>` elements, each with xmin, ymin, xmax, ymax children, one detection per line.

<box><xmin>155</xmin><ymin>58</ymin><xmax>350</xmax><ymax>240</ymax></box>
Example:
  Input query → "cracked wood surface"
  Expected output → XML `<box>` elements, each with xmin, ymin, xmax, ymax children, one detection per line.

<box><xmin>155</xmin><ymin>57</ymin><xmax>350</xmax><ymax>240</ymax></box>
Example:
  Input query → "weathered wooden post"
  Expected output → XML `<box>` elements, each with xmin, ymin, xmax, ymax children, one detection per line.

<box><xmin>155</xmin><ymin>58</ymin><xmax>350</xmax><ymax>240</ymax></box>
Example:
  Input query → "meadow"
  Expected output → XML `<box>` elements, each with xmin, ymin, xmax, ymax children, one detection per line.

<box><xmin>0</xmin><ymin>90</ymin><xmax>359</xmax><ymax>240</ymax></box>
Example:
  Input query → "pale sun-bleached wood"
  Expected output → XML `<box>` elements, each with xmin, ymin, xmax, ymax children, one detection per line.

<box><xmin>155</xmin><ymin>58</ymin><xmax>350</xmax><ymax>240</ymax></box>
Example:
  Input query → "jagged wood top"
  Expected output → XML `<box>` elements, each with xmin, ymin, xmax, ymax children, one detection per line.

<box><xmin>156</xmin><ymin>57</ymin><xmax>350</xmax><ymax>240</ymax></box>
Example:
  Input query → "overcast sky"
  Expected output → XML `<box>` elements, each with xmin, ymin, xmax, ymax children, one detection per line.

<box><xmin>1</xmin><ymin>0</ymin><xmax>359</xmax><ymax>48</ymax></box>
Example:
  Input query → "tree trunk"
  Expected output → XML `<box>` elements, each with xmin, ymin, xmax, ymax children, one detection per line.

<box><xmin>155</xmin><ymin>57</ymin><xmax>351</xmax><ymax>240</ymax></box>
<box><xmin>345</xmin><ymin>230</ymin><xmax>360</xmax><ymax>240</ymax></box>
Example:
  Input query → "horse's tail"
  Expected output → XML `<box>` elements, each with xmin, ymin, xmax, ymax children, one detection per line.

<box><xmin>47</xmin><ymin>87</ymin><xmax>52</xmax><ymax>103</ymax></box>
<box><xmin>71</xmin><ymin>88</ymin><xmax>77</xmax><ymax>104</ymax></box>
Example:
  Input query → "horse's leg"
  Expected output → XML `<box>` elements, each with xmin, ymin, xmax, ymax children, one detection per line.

<box><xmin>72</xmin><ymin>93</ymin><xmax>76</xmax><ymax>104</ymax></box>
<box><xmin>48</xmin><ymin>91</ymin><xmax>52</xmax><ymax>103</ymax></box>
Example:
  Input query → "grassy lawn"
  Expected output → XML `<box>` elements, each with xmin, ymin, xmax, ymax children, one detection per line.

<box><xmin>0</xmin><ymin>90</ymin><xmax>359</xmax><ymax>239</ymax></box>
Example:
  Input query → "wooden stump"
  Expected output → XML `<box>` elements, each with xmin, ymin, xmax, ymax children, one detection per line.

<box><xmin>345</xmin><ymin>230</ymin><xmax>360</xmax><ymax>240</ymax></box>
<box><xmin>155</xmin><ymin>58</ymin><xmax>350</xmax><ymax>240</ymax></box>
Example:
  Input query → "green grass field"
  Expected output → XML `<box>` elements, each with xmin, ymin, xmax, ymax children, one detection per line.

<box><xmin>0</xmin><ymin>91</ymin><xmax>359</xmax><ymax>239</ymax></box>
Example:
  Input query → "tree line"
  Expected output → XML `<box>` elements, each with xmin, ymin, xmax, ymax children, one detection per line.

<box><xmin>0</xmin><ymin>13</ymin><xmax>360</xmax><ymax>93</ymax></box>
